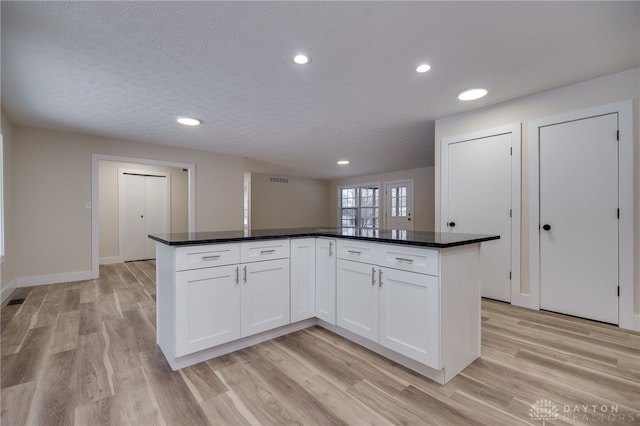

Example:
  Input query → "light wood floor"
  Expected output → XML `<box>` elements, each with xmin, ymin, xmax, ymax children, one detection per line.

<box><xmin>1</xmin><ymin>261</ymin><xmax>639</xmax><ymax>425</ymax></box>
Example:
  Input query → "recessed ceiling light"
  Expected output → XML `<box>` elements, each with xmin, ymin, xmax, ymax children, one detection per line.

<box><xmin>293</xmin><ymin>54</ymin><xmax>310</xmax><ymax>65</ymax></box>
<box><xmin>177</xmin><ymin>117</ymin><xmax>201</xmax><ymax>126</ymax></box>
<box><xmin>416</xmin><ymin>64</ymin><xmax>431</xmax><ymax>73</ymax></box>
<box><xmin>337</xmin><ymin>160</ymin><xmax>350</xmax><ymax>165</ymax></box>
<box><xmin>458</xmin><ymin>88</ymin><xmax>488</xmax><ymax>101</ymax></box>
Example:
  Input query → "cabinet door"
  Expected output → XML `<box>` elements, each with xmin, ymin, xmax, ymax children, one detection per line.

<box><xmin>290</xmin><ymin>239</ymin><xmax>316</xmax><ymax>322</ymax></box>
<box><xmin>379</xmin><ymin>267</ymin><xmax>439</xmax><ymax>369</ymax></box>
<box><xmin>315</xmin><ymin>239</ymin><xmax>337</xmax><ymax>324</ymax></box>
<box><xmin>241</xmin><ymin>258</ymin><xmax>290</xmax><ymax>337</ymax></box>
<box><xmin>337</xmin><ymin>259</ymin><xmax>378</xmax><ymax>341</ymax></box>
<box><xmin>175</xmin><ymin>265</ymin><xmax>241</xmax><ymax>357</ymax></box>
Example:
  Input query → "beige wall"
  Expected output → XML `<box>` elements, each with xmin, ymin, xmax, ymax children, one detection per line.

<box><xmin>250</xmin><ymin>173</ymin><xmax>330</xmax><ymax>229</ymax></box>
<box><xmin>434</xmin><ymin>67</ymin><xmax>639</xmax><ymax>315</ymax></box>
<box><xmin>13</xmin><ymin>126</ymin><xmax>244</xmax><ymax>281</ymax></box>
<box><xmin>98</xmin><ymin>160</ymin><xmax>189</xmax><ymax>262</ymax></box>
<box><xmin>329</xmin><ymin>167</ymin><xmax>435</xmax><ymax>232</ymax></box>
<box><xmin>1</xmin><ymin>111</ymin><xmax>16</xmax><ymax>298</ymax></box>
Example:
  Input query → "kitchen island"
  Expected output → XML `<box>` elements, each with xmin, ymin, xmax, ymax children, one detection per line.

<box><xmin>150</xmin><ymin>227</ymin><xmax>499</xmax><ymax>384</ymax></box>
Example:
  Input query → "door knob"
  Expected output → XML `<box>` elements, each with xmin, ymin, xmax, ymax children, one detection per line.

<box><xmin>542</xmin><ymin>224</ymin><xmax>551</xmax><ymax>231</ymax></box>
<box><xmin>448</xmin><ymin>221</ymin><xmax>456</xmax><ymax>228</ymax></box>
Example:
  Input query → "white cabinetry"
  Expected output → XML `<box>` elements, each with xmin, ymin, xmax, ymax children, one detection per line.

<box><xmin>157</xmin><ymin>235</ymin><xmax>481</xmax><ymax>383</ymax></box>
<box><xmin>315</xmin><ymin>238</ymin><xmax>336</xmax><ymax>324</ymax></box>
<box><xmin>337</xmin><ymin>259</ymin><xmax>379</xmax><ymax>341</ymax></box>
<box><xmin>290</xmin><ymin>239</ymin><xmax>316</xmax><ymax>322</ymax></box>
<box><xmin>174</xmin><ymin>243</ymin><xmax>241</xmax><ymax>357</ymax></box>
<box><xmin>378</xmin><ymin>267</ymin><xmax>439</xmax><ymax>368</ymax></box>
<box><xmin>242</xmin><ymin>258</ymin><xmax>290</xmax><ymax>337</ymax></box>
<box><xmin>158</xmin><ymin>239</ymin><xmax>293</xmax><ymax>369</ymax></box>
<box><xmin>336</xmin><ymin>240</ymin><xmax>441</xmax><ymax>369</ymax></box>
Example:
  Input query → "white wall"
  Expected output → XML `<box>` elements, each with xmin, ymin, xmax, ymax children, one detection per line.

<box><xmin>0</xmin><ymin>111</ymin><xmax>16</xmax><ymax>301</ymax></box>
<box><xmin>250</xmin><ymin>173</ymin><xmax>330</xmax><ymax>229</ymax></box>
<box><xmin>434</xmin><ymin>68</ymin><xmax>640</xmax><ymax>324</ymax></box>
<box><xmin>329</xmin><ymin>167</ymin><xmax>435</xmax><ymax>232</ymax></box>
<box><xmin>12</xmin><ymin>126</ymin><xmax>244</xmax><ymax>284</ymax></box>
<box><xmin>98</xmin><ymin>160</ymin><xmax>189</xmax><ymax>263</ymax></box>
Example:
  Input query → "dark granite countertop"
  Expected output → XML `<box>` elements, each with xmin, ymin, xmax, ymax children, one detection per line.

<box><xmin>149</xmin><ymin>227</ymin><xmax>499</xmax><ymax>249</ymax></box>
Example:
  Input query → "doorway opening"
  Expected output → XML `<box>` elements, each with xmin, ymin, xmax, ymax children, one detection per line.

<box><xmin>91</xmin><ymin>154</ymin><xmax>196</xmax><ymax>277</ymax></box>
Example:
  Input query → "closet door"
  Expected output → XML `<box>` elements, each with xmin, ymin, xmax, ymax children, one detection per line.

<box><xmin>122</xmin><ymin>173</ymin><xmax>169</xmax><ymax>261</ymax></box>
<box><xmin>539</xmin><ymin>113</ymin><xmax>619</xmax><ymax>324</ymax></box>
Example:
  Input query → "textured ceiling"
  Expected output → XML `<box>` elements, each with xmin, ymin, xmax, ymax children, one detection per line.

<box><xmin>2</xmin><ymin>1</ymin><xmax>639</xmax><ymax>179</ymax></box>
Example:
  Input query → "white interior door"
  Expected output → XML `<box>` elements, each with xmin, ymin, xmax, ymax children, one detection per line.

<box><xmin>121</xmin><ymin>172</ymin><xmax>169</xmax><ymax>262</ymax></box>
<box><xmin>123</xmin><ymin>174</ymin><xmax>147</xmax><ymax>262</ymax></box>
<box><xmin>144</xmin><ymin>175</ymin><xmax>168</xmax><ymax>259</ymax></box>
<box><xmin>539</xmin><ymin>113</ymin><xmax>618</xmax><ymax>324</ymax></box>
<box><xmin>385</xmin><ymin>180</ymin><xmax>414</xmax><ymax>231</ymax></box>
<box><xmin>445</xmin><ymin>133</ymin><xmax>513</xmax><ymax>302</ymax></box>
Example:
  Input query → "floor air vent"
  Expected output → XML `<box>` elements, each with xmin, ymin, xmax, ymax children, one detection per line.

<box><xmin>7</xmin><ymin>298</ymin><xmax>25</xmax><ymax>306</ymax></box>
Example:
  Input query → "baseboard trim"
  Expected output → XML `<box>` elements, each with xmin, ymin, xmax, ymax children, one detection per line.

<box><xmin>100</xmin><ymin>256</ymin><xmax>123</xmax><ymax>265</ymax></box>
<box><xmin>16</xmin><ymin>270</ymin><xmax>97</xmax><ymax>287</ymax></box>
<box><xmin>1</xmin><ymin>279</ymin><xmax>18</xmax><ymax>303</ymax></box>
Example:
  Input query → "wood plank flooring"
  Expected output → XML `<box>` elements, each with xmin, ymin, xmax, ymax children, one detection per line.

<box><xmin>2</xmin><ymin>261</ymin><xmax>639</xmax><ymax>425</ymax></box>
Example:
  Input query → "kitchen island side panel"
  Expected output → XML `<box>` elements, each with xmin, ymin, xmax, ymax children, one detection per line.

<box><xmin>440</xmin><ymin>243</ymin><xmax>481</xmax><ymax>382</ymax></box>
<box><xmin>156</xmin><ymin>242</ymin><xmax>177</xmax><ymax>369</ymax></box>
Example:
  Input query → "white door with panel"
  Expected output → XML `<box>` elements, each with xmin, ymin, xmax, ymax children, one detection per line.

<box><xmin>385</xmin><ymin>181</ymin><xmax>414</xmax><ymax>231</ymax></box>
<box><xmin>337</xmin><ymin>259</ymin><xmax>379</xmax><ymax>341</ymax></box>
<box><xmin>315</xmin><ymin>238</ymin><xmax>337</xmax><ymax>324</ymax></box>
<box><xmin>175</xmin><ymin>265</ymin><xmax>241</xmax><ymax>357</ymax></box>
<box><xmin>539</xmin><ymin>113</ymin><xmax>618</xmax><ymax>324</ymax></box>
<box><xmin>241</xmin><ymin>258</ymin><xmax>290</xmax><ymax>337</ymax></box>
<box><xmin>444</xmin><ymin>133</ymin><xmax>513</xmax><ymax>302</ymax></box>
<box><xmin>121</xmin><ymin>172</ymin><xmax>169</xmax><ymax>261</ymax></box>
<box><xmin>290</xmin><ymin>239</ymin><xmax>316</xmax><ymax>323</ymax></box>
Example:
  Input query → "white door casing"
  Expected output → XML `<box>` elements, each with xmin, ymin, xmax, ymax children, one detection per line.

<box><xmin>529</xmin><ymin>100</ymin><xmax>635</xmax><ymax>331</ymax></box>
<box><xmin>539</xmin><ymin>113</ymin><xmax>619</xmax><ymax>324</ymax></box>
<box><xmin>440</xmin><ymin>124</ymin><xmax>521</xmax><ymax>303</ymax></box>
<box><xmin>385</xmin><ymin>180</ymin><xmax>414</xmax><ymax>231</ymax></box>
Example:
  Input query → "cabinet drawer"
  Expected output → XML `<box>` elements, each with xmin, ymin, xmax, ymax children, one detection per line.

<box><xmin>241</xmin><ymin>239</ymin><xmax>289</xmax><ymax>263</ymax></box>
<box><xmin>176</xmin><ymin>243</ymin><xmax>240</xmax><ymax>271</ymax></box>
<box><xmin>379</xmin><ymin>244</ymin><xmax>439</xmax><ymax>276</ymax></box>
<box><xmin>337</xmin><ymin>240</ymin><xmax>378</xmax><ymax>264</ymax></box>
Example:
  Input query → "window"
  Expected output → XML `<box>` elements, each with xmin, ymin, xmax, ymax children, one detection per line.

<box><xmin>339</xmin><ymin>185</ymin><xmax>379</xmax><ymax>228</ymax></box>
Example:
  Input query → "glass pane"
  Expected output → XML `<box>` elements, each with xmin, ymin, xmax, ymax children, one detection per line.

<box><xmin>341</xmin><ymin>208</ymin><xmax>356</xmax><ymax>227</ymax></box>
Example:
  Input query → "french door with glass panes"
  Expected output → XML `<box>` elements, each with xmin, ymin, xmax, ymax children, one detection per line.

<box><xmin>385</xmin><ymin>180</ymin><xmax>414</xmax><ymax>231</ymax></box>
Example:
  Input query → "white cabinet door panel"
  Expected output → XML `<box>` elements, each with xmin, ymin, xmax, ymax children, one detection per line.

<box><xmin>176</xmin><ymin>265</ymin><xmax>241</xmax><ymax>357</ymax></box>
<box><xmin>379</xmin><ymin>268</ymin><xmax>439</xmax><ymax>369</ymax></box>
<box><xmin>242</xmin><ymin>258</ymin><xmax>290</xmax><ymax>337</ymax></box>
<box><xmin>337</xmin><ymin>259</ymin><xmax>378</xmax><ymax>341</ymax></box>
<box><xmin>290</xmin><ymin>239</ymin><xmax>316</xmax><ymax>323</ymax></box>
<box><xmin>315</xmin><ymin>239</ymin><xmax>337</xmax><ymax>324</ymax></box>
